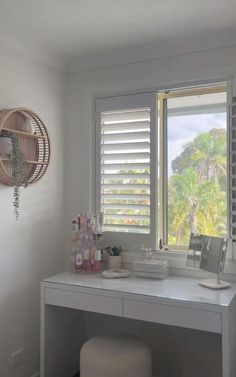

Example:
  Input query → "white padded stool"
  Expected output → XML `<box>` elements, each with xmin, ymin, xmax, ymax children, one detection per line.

<box><xmin>80</xmin><ymin>334</ymin><xmax>152</xmax><ymax>377</ymax></box>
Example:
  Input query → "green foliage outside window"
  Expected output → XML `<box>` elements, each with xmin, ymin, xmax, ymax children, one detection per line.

<box><xmin>168</xmin><ymin>128</ymin><xmax>227</xmax><ymax>246</ymax></box>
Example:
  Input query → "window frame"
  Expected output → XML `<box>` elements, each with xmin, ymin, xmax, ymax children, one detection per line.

<box><xmin>158</xmin><ymin>84</ymin><xmax>229</xmax><ymax>250</ymax></box>
<box><xmin>94</xmin><ymin>82</ymin><xmax>231</xmax><ymax>254</ymax></box>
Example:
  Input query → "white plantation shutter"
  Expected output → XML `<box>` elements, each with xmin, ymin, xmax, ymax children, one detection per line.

<box><xmin>95</xmin><ymin>93</ymin><xmax>157</xmax><ymax>246</ymax></box>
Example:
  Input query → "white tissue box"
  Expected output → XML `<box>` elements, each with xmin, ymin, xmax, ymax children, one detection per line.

<box><xmin>133</xmin><ymin>259</ymin><xmax>169</xmax><ymax>279</ymax></box>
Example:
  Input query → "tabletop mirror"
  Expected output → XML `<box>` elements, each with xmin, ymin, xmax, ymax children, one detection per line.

<box><xmin>186</xmin><ymin>233</ymin><xmax>230</xmax><ymax>289</ymax></box>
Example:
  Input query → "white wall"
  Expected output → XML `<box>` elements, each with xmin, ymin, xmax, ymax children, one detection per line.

<box><xmin>0</xmin><ymin>44</ymin><xmax>66</xmax><ymax>377</ymax></box>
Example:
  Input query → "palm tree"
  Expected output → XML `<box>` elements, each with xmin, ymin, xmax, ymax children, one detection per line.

<box><xmin>168</xmin><ymin>167</ymin><xmax>227</xmax><ymax>245</ymax></box>
<box><xmin>172</xmin><ymin>129</ymin><xmax>226</xmax><ymax>188</ymax></box>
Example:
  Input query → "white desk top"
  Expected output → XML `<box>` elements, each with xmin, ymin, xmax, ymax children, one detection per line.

<box><xmin>43</xmin><ymin>271</ymin><xmax>236</xmax><ymax>308</ymax></box>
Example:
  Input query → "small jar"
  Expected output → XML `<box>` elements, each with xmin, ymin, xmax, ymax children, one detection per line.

<box><xmin>108</xmin><ymin>255</ymin><xmax>122</xmax><ymax>270</ymax></box>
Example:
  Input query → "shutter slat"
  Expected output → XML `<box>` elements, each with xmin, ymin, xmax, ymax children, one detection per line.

<box><xmin>102</xmin><ymin>184</ymin><xmax>150</xmax><ymax>190</ymax></box>
<box><xmin>101</xmin><ymin>163</ymin><xmax>150</xmax><ymax>171</ymax></box>
<box><xmin>101</xmin><ymin>204</ymin><xmax>150</xmax><ymax>210</ymax></box>
<box><xmin>101</xmin><ymin>173</ymin><xmax>150</xmax><ymax>180</ymax></box>
<box><xmin>101</xmin><ymin>131</ymin><xmax>150</xmax><ymax>142</ymax></box>
<box><xmin>101</xmin><ymin>194</ymin><xmax>150</xmax><ymax>200</ymax></box>
<box><xmin>102</xmin><ymin>109</ymin><xmax>150</xmax><ymax>123</ymax></box>
<box><xmin>104</xmin><ymin>214</ymin><xmax>150</xmax><ymax>221</ymax></box>
<box><xmin>104</xmin><ymin>223</ymin><xmax>150</xmax><ymax>230</ymax></box>
<box><xmin>103</xmin><ymin>224</ymin><xmax>150</xmax><ymax>233</ymax></box>
<box><xmin>102</xmin><ymin>142</ymin><xmax>150</xmax><ymax>152</ymax></box>
<box><xmin>102</xmin><ymin>153</ymin><xmax>150</xmax><ymax>161</ymax></box>
<box><xmin>101</xmin><ymin>121</ymin><xmax>149</xmax><ymax>133</ymax></box>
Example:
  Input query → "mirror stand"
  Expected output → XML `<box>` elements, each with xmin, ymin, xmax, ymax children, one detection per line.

<box><xmin>199</xmin><ymin>272</ymin><xmax>231</xmax><ymax>289</ymax></box>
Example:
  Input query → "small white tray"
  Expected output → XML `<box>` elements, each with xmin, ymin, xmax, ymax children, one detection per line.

<box><xmin>102</xmin><ymin>269</ymin><xmax>131</xmax><ymax>279</ymax></box>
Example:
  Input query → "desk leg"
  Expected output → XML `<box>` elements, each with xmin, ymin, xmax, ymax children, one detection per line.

<box><xmin>40</xmin><ymin>287</ymin><xmax>86</xmax><ymax>377</ymax></box>
<box><xmin>222</xmin><ymin>296</ymin><xmax>236</xmax><ymax>377</ymax></box>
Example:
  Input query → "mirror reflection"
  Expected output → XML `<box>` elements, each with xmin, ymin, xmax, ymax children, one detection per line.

<box><xmin>186</xmin><ymin>234</ymin><xmax>203</xmax><ymax>269</ymax></box>
<box><xmin>186</xmin><ymin>233</ymin><xmax>228</xmax><ymax>273</ymax></box>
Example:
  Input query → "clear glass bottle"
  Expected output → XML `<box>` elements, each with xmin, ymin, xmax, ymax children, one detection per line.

<box><xmin>95</xmin><ymin>249</ymin><xmax>102</xmax><ymax>272</ymax></box>
<box><xmin>70</xmin><ymin>219</ymin><xmax>79</xmax><ymax>272</ymax></box>
<box><xmin>89</xmin><ymin>240</ymin><xmax>96</xmax><ymax>273</ymax></box>
<box><xmin>75</xmin><ymin>248</ymin><xmax>83</xmax><ymax>272</ymax></box>
<box><xmin>82</xmin><ymin>248</ymin><xmax>90</xmax><ymax>271</ymax></box>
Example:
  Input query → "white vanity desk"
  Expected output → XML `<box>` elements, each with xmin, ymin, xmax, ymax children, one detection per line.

<box><xmin>41</xmin><ymin>272</ymin><xmax>236</xmax><ymax>377</ymax></box>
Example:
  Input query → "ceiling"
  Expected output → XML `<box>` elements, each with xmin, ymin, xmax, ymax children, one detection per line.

<box><xmin>0</xmin><ymin>0</ymin><xmax>236</xmax><ymax>71</ymax></box>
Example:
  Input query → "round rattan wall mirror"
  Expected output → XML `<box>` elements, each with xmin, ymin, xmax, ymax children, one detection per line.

<box><xmin>0</xmin><ymin>108</ymin><xmax>50</xmax><ymax>186</ymax></box>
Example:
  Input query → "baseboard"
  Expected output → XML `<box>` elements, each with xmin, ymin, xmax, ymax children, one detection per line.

<box><xmin>30</xmin><ymin>371</ymin><xmax>40</xmax><ymax>377</ymax></box>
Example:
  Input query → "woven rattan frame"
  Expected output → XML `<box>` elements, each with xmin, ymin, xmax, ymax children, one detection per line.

<box><xmin>0</xmin><ymin>108</ymin><xmax>50</xmax><ymax>186</ymax></box>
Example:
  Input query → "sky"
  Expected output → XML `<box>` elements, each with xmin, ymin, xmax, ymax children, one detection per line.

<box><xmin>167</xmin><ymin>112</ymin><xmax>227</xmax><ymax>176</ymax></box>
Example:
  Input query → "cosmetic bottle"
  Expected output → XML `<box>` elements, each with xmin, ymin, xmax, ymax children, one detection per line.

<box><xmin>82</xmin><ymin>248</ymin><xmax>90</xmax><ymax>271</ymax></box>
<box><xmin>75</xmin><ymin>248</ymin><xmax>83</xmax><ymax>272</ymax></box>
<box><xmin>71</xmin><ymin>219</ymin><xmax>80</xmax><ymax>271</ymax></box>
<box><xmin>89</xmin><ymin>241</ymin><xmax>96</xmax><ymax>272</ymax></box>
<box><xmin>145</xmin><ymin>248</ymin><xmax>153</xmax><ymax>259</ymax></box>
<box><xmin>71</xmin><ymin>218</ymin><xmax>79</xmax><ymax>241</ymax></box>
<box><xmin>96</xmin><ymin>214</ymin><xmax>103</xmax><ymax>242</ymax></box>
<box><xmin>95</xmin><ymin>249</ymin><xmax>102</xmax><ymax>272</ymax></box>
<box><xmin>159</xmin><ymin>238</ymin><xmax>163</xmax><ymax>250</ymax></box>
<box><xmin>72</xmin><ymin>218</ymin><xmax>77</xmax><ymax>232</ymax></box>
<box><xmin>78</xmin><ymin>214</ymin><xmax>81</xmax><ymax>231</ymax></box>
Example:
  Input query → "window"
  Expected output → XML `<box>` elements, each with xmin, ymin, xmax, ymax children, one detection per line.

<box><xmin>95</xmin><ymin>84</ymin><xmax>229</xmax><ymax>250</ymax></box>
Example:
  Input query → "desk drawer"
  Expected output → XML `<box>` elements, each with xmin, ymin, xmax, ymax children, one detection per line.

<box><xmin>123</xmin><ymin>299</ymin><xmax>221</xmax><ymax>333</ymax></box>
<box><xmin>44</xmin><ymin>287</ymin><xmax>122</xmax><ymax>317</ymax></box>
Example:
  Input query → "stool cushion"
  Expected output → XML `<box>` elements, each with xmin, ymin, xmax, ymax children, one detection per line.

<box><xmin>80</xmin><ymin>334</ymin><xmax>152</xmax><ymax>377</ymax></box>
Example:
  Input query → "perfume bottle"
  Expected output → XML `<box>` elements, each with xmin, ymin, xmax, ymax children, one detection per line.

<box><xmin>75</xmin><ymin>248</ymin><xmax>83</xmax><ymax>272</ymax></box>
<box><xmin>89</xmin><ymin>241</ymin><xmax>96</xmax><ymax>272</ymax></box>
<box><xmin>93</xmin><ymin>214</ymin><xmax>103</xmax><ymax>242</ymax></box>
<box><xmin>82</xmin><ymin>248</ymin><xmax>90</xmax><ymax>271</ymax></box>
<box><xmin>95</xmin><ymin>249</ymin><xmax>102</xmax><ymax>272</ymax></box>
